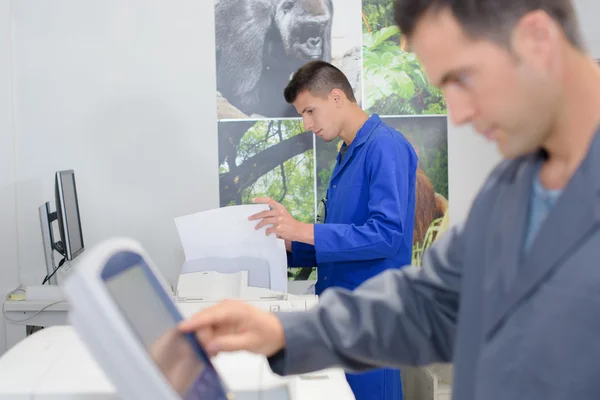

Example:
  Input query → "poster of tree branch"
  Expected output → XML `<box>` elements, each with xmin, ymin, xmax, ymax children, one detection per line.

<box><xmin>214</xmin><ymin>0</ymin><xmax>363</xmax><ymax>119</ymax></box>
<box><xmin>315</xmin><ymin>116</ymin><xmax>449</xmax><ymax>267</ymax></box>
<box><xmin>218</xmin><ymin>120</ymin><xmax>317</xmax><ymax>280</ymax></box>
<box><xmin>215</xmin><ymin>0</ymin><xmax>450</xmax><ymax>282</ymax></box>
<box><xmin>362</xmin><ymin>0</ymin><xmax>447</xmax><ymax>115</ymax></box>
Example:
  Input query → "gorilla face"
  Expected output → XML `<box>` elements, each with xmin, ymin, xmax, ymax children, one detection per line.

<box><xmin>214</xmin><ymin>0</ymin><xmax>333</xmax><ymax>117</ymax></box>
<box><xmin>275</xmin><ymin>0</ymin><xmax>332</xmax><ymax>61</ymax></box>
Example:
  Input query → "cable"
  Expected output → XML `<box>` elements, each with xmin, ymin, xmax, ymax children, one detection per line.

<box><xmin>42</xmin><ymin>257</ymin><xmax>66</xmax><ymax>285</ymax></box>
<box><xmin>2</xmin><ymin>288</ymin><xmax>66</xmax><ymax>324</ymax></box>
<box><xmin>5</xmin><ymin>287</ymin><xmax>24</xmax><ymax>297</ymax></box>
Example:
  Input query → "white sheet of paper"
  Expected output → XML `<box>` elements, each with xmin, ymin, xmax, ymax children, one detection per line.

<box><xmin>174</xmin><ymin>204</ymin><xmax>288</xmax><ymax>293</ymax></box>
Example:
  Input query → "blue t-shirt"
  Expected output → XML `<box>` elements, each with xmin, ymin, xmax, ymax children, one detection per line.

<box><xmin>523</xmin><ymin>162</ymin><xmax>563</xmax><ymax>253</ymax></box>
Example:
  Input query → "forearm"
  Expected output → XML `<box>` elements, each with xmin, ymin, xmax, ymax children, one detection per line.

<box><xmin>294</xmin><ymin>223</ymin><xmax>314</xmax><ymax>245</ymax></box>
<box><xmin>314</xmin><ymin>221</ymin><xmax>403</xmax><ymax>263</ymax></box>
<box><xmin>269</xmin><ymin>227</ymin><xmax>464</xmax><ymax>376</ymax></box>
<box><xmin>270</xmin><ymin>275</ymin><xmax>457</xmax><ymax>375</ymax></box>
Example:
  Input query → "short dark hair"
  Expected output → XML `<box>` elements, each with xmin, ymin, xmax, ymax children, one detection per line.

<box><xmin>394</xmin><ymin>0</ymin><xmax>584</xmax><ymax>50</ymax></box>
<box><xmin>284</xmin><ymin>60</ymin><xmax>356</xmax><ymax>104</ymax></box>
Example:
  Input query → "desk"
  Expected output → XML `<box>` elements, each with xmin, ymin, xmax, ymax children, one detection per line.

<box><xmin>3</xmin><ymin>300</ymin><xmax>69</xmax><ymax>350</ymax></box>
<box><xmin>3</xmin><ymin>280</ymin><xmax>316</xmax><ymax>351</ymax></box>
<box><xmin>3</xmin><ymin>293</ymin><xmax>317</xmax><ymax>351</ymax></box>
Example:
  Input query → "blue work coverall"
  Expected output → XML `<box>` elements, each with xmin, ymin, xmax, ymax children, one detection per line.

<box><xmin>287</xmin><ymin>114</ymin><xmax>418</xmax><ymax>400</ymax></box>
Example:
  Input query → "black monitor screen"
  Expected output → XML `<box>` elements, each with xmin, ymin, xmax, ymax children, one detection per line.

<box><xmin>56</xmin><ymin>170</ymin><xmax>84</xmax><ymax>259</ymax></box>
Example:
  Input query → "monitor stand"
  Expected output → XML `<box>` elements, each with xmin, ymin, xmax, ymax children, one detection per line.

<box><xmin>39</xmin><ymin>202</ymin><xmax>60</xmax><ymax>285</ymax></box>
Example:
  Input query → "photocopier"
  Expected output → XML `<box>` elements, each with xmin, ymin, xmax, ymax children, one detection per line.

<box><xmin>0</xmin><ymin>237</ymin><xmax>354</xmax><ymax>400</ymax></box>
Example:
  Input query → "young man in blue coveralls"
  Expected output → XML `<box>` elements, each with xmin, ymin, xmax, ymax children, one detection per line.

<box><xmin>247</xmin><ymin>60</ymin><xmax>418</xmax><ymax>400</ymax></box>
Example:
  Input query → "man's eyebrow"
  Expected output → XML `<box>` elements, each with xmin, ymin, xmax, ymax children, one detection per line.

<box><xmin>434</xmin><ymin>73</ymin><xmax>451</xmax><ymax>87</ymax></box>
<box><xmin>434</xmin><ymin>67</ymin><xmax>472</xmax><ymax>87</ymax></box>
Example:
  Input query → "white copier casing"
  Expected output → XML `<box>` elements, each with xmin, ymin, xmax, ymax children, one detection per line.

<box><xmin>0</xmin><ymin>238</ymin><xmax>355</xmax><ymax>400</ymax></box>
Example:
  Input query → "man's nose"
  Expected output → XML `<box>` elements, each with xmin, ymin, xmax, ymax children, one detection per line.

<box><xmin>446</xmin><ymin>90</ymin><xmax>476</xmax><ymax>126</ymax></box>
<box><xmin>302</xmin><ymin>116</ymin><xmax>312</xmax><ymax>131</ymax></box>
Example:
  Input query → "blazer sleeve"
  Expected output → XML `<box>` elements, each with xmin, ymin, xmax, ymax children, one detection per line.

<box><xmin>268</xmin><ymin>221</ymin><xmax>465</xmax><ymax>375</ymax></box>
<box><xmin>313</xmin><ymin>134</ymin><xmax>416</xmax><ymax>263</ymax></box>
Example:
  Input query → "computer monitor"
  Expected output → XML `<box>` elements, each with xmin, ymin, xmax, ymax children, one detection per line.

<box><xmin>39</xmin><ymin>169</ymin><xmax>85</xmax><ymax>285</ymax></box>
<box><xmin>55</xmin><ymin>170</ymin><xmax>84</xmax><ymax>260</ymax></box>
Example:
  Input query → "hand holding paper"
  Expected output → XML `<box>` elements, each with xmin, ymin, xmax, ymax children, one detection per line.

<box><xmin>174</xmin><ymin>204</ymin><xmax>288</xmax><ymax>293</ymax></box>
<box><xmin>249</xmin><ymin>197</ymin><xmax>315</xmax><ymax>245</ymax></box>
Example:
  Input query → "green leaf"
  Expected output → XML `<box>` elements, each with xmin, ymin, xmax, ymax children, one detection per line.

<box><xmin>364</xmin><ymin>82</ymin><xmax>382</xmax><ymax>110</ymax></box>
<box><xmin>380</xmin><ymin>51</ymin><xmax>397</xmax><ymax>66</ymax></box>
<box><xmin>363</xmin><ymin>25</ymin><xmax>400</xmax><ymax>51</ymax></box>
<box><xmin>412</xmin><ymin>68</ymin><xmax>428</xmax><ymax>88</ymax></box>
<box><xmin>390</xmin><ymin>70</ymin><xmax>415</xmax><ymax>99</ymax></box>
<box><xmin>378</xmin><ymin>42</ymin><xmax>403</xmax><ymax>56</ymax></box>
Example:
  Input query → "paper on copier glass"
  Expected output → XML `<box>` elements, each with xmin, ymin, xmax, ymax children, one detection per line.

<box><xmin>174</xmin><ymin>204</ymin><xmax>288</xmax><ymax>293</ymax></box>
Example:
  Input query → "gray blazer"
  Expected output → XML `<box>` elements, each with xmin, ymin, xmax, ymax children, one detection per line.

<box><xmin>270</xmin><ymin>128</ymin><xmax>600</xmax><ymax>399</ymax></box>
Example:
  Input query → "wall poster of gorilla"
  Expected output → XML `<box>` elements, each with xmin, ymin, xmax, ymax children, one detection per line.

<box><xmin>215</xmin><ymin>0</ymin><xmax>449</xmax><ymax>282</ymax></box>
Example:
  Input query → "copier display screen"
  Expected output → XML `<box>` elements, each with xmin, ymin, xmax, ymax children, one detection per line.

<box><xmin>104</xmin><ymin>264</ymin><xmax>228</xmax><ymax>400</ymax></box>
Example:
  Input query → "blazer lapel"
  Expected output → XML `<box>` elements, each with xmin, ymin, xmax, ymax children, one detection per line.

<box><xmin>482</xmin><ymin>157</ymin><xmax>536</xmax><ymax>337</ymax></box>
<box><xmin>488</xmin><ymin>130</ymin><xmax>600</xmax><ymax>337</ymax></box>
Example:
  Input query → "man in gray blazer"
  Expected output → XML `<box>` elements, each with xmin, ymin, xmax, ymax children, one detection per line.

<box><xmin>180</xmin><ymin>0</ymin><xmax>600</xmax><ymax>398</ymax></box>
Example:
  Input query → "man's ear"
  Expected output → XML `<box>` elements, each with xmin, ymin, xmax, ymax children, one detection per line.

<box><xmin>331</xmin><ymin>89</ymin><xmax>344</xmax><ymax>107</ymax></box>
<box><xmin>512</xmin><ymin>10</ymin><xmax>560</xmax><ymax>69</ymax></box>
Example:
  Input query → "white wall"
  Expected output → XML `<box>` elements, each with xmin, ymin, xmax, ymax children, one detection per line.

<box><xmin>1</xmin><ymin>0</ymin><xmax>599</xmax><ymax>356</ymax></box>
<box><xmin>576</xmin><ymin>0</ymin><xmax>600</xmax><ymax>56</ymax></box>
<box><xmin>11</xmin><ymin>0</ymin><xmax>220</xmax><ymax>288</ymax></box>
<box><xmin>447</xmin><ymin>0</ymin><xmax>600</xmax><ymax>224</ymax></box>
<box><xmin>447</xmin><ymin>126</ymin><xmax>500</xmax><ymax>224</ymax></box>
<box><xmin>0</xmin><ymin>1</ymin><xmax>20</xmax><ymax>355</ymax></box>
